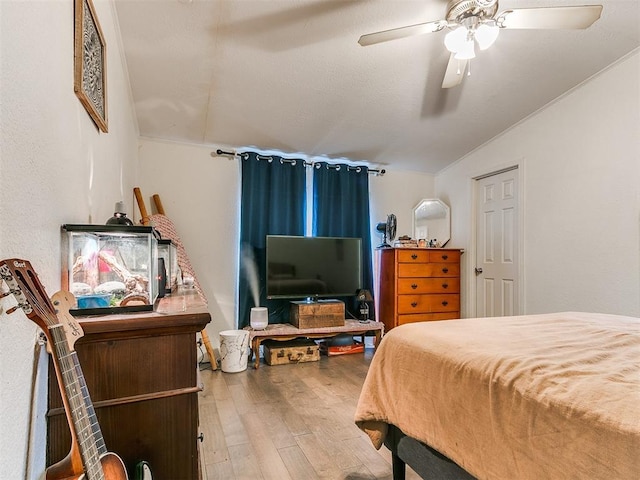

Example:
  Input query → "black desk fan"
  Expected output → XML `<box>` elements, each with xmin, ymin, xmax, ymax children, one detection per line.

<box><xmin>376</xmin><ymin>213</ymin><xmax>397</xmax><ymax>248</ymax></box>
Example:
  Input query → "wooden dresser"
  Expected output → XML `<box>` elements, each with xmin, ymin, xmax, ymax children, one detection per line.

<box><xmin>377</xmin><ymin>248</ymin><xmax>462</xmax><ymax>332</ymax></box>
<box><xmin>46</xmin><ymin>293</ymin><xmax>211</xmax><ymax>480</ymax></box>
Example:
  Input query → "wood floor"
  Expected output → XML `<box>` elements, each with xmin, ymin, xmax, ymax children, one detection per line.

<box><xmin>198</xmin><ymin>349</ymin><xmax>421</xmax><ymax>480</ymax></box>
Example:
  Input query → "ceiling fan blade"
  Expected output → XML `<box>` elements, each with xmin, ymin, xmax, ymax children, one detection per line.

<box><xmin>442</xmin><ymin>54</ymin><xmax>467</xmax><ymax>89</ymax></box>
<box><xmin>358</xmin><ymin>20</ymin><xmax>447</xmax><ymax>46</ymax></box>
<box><xmin>497</xmin><ymin>5</ymin><xmax>603</xmax><ymax>30</ymax></box>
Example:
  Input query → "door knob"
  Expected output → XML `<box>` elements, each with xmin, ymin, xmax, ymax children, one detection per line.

<box><xmin>475</xmin><ymin>267</ymin><xmax>483</xmax><ymax>275</ymax></box>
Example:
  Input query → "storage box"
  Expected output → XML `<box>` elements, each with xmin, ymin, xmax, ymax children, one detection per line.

<box><xmin>61</xmin><ymin>224</ymin><xmax>158</xmax><ymax>315</ymax></box>
<box><xmin>319</xmin><ymin>340</ymin><xmax>364</xmax><ymax>356</ymax></box>
<box><xmin>263</xmin><ymin>339</ymin><xmax>320</xmax><ymax>366</ymax></box>
<box><xmin>289</xmin><ymin>300</ymin><xmax>345</xmax><ymax>328</ymax></box>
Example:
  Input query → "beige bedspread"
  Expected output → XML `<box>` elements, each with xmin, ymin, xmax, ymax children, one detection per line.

<box><xmin>355</xmin><ymin>312</ymin><xmax>640</xmax><ymax>480</ymax></box>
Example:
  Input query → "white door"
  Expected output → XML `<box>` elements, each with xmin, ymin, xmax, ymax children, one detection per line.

<box><xmin>475</xmin><ymin>167</ymin><xmax>519</xmax><ymax>317</ymax></box>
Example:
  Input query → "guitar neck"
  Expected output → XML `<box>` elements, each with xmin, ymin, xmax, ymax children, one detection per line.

<box><xmin>50</xmin><ymin>324</ymin><xmax>106</xmax><ymax>479</ymax></box>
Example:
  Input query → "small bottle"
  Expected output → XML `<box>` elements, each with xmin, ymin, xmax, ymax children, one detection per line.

<box><xmin>106</xmin><ymin>201</ymin><xmax>134</xmax><ymax>225</ymax></box>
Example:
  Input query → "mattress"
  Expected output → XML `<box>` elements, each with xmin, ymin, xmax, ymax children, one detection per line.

<box><xmin>355</xmin><ymin>312</ymin><xmax>640</xmax><ymax>480</ymax></box>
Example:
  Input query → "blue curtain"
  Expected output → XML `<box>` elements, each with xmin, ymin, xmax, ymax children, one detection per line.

<box><xmin>239</xmin><ymin>152</ymin><xmax>306</xmax><ymax>328</ymax></box>
<box><xmin>312</xmin><ymin>162</ymin><xmax>373</xmax><ymax>313</ymax></box>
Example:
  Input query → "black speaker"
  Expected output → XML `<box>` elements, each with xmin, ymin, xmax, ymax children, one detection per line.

<box><xmin>157</xmin><ymin>258</ymin><xmax>167</xmax><ymax>298</ymax></box>
<box><xmin>355</xmin><ymin>289</ymin><xmax>374</xmax><ymax>321</ymax></box>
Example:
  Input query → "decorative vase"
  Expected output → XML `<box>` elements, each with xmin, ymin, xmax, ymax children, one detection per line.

<box><xmin>250</xmin><ymin>307</ymin><xmax>268</xmax><ymax>330</ymax></box>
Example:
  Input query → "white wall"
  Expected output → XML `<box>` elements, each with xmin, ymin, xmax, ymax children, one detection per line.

<box><xmin>137</xmin><ymin>138</ymin><xmax>435</xmax><ymax>346</ymax></box>
<box><xmin>369</xmin><ymin>170</ymin><xmax>435</xmax><ymax>241</ymax></box>
<box><xmin>437</xmin><ymin>50</ymin><xmax>640</xmax><ymax>318</ymax></box>
<box><xmin>0</xmin><ymin>0</ymin><xmax>139</xmax><ymax>477</ymax></box>
<box><xmin>137</xmin><ymin>140</ymin><xmax>242</xmax><ymax>346</ymax></box>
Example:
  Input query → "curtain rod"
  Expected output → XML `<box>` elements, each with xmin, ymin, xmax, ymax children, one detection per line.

<box><xmin>213</xmin><ymin>149</ymin><xmax>386</xmax><ymax>176</ymax></box>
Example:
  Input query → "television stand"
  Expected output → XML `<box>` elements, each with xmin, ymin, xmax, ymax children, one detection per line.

<box><xmin>244</xmin><ymin>319</ymin><xmax>384</xmax><ymax>369</ymax></box>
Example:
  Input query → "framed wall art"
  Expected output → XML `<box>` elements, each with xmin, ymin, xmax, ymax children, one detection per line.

<box><xmin>74</xmin><ymin>0</ymin><xmax>108</xmax><ymax>132</ymax></box>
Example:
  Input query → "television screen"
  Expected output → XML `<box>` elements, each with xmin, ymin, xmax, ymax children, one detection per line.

<box><xmin>266</xmin><ymin>235</ymin><xmax>362</xmax><ymax>300</ymax></box>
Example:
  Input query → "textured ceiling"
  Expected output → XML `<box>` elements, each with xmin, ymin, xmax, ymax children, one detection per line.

<box><xmin>114</xmin><ymin>0</ymin><xmax>640</xmax><ymax>173</ymax></box>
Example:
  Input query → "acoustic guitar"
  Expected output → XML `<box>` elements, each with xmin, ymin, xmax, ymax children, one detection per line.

<box><xmin>0</xmin><ymin>258</ymin><xmax>151</xmax><ymax>480</ymax></box>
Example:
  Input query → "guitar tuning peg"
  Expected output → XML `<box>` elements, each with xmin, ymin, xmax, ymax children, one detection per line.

<box><xmin>6</xmin><ymin>305</ymin><xmax>20</xmax><ymax>314</ymax></box>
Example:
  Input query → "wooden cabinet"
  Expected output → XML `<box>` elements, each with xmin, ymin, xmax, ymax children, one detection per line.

<box><xmin>377</xmin><ymin>248</ymin><xmax>462</xmax><ymax>332</ymax></box>
<box><xmin>46</xmin><ymin>293</ymin><xmax>211</xmax><ymax>480</ymax></box>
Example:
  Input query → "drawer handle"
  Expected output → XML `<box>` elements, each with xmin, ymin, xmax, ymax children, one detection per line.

<box><xmin>442</xmin><ymin>301</ymin><xmax>449</xmax><ymax>306</ymax></box>
<box><xmin>442</xmin><ymin>267</ymin><xmax>449</xmax><ymax>274</ymax></box>
<box><xmin>411</xmin><ymin>254</ymin><xmax>418</xmax><ymax>260</ymax></box>
<box><xmin>411</xmin><ymin>302</ymin><xmax>418</xmax><ymax>308</ymax></box>
<box><xmin>411</xmin><ymin>283</ymin><xmax>418</xmax><ymax>289</ymax></box>
<box><xmin>198</xmin><ymin>433</ymin><xmax>204</xmax><ymax>443</ymax></box>
<box><xmin>442</xmin><ymin>254</ymin><xmax>448</xmax><ymax>260</ymax></box>
<box><xmin>442</xmin><ymin>283</ymin><xmax>448</xmax><ymax>289</ymax></box>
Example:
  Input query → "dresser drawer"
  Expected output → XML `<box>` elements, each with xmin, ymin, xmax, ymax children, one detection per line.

<box><xmin>397</xmin><ymin>250</ymin><xmax>429</xmax><ymax>263</ymax></box>
<box><xmin>398</xmin><ymin>278</ymin><xmax>460</xmax><ymax>294</ymax></box>
<box><xmin>397</xmin><ymin>294</ymin><xmax>460</xmax><ymax>314</ymax></box>
<box><xmin>397</xmin><ymin>312</ymin><xmax>460</xmax><ymax>325</ymax></box>
<box><xmin>398</xmin><ymin>263</ymin><xmax>460</xmax><ymax>278</ymax></box>
<box><xmin>428</xmin><ymin>250</ymin><xmax>460</xmax><ymax>263</ymax></box>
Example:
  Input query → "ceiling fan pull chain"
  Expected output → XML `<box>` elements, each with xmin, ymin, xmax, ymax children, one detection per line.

<box><xmin>467</xmin><ymin>60</ymin><xmax>472</xmax><ymax>77</ymax></box>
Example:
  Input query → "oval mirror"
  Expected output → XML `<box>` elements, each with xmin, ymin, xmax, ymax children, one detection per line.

<box><xmin>412</xmin><ymin>199</ymin><xmax>451</xmax><ymax>247</ymax></box>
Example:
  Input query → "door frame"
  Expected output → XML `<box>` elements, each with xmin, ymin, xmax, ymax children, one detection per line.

<box><xmin>468</xmin><ymin>161</ymin><xmax>526</xmax><ymax>318</ymax></box>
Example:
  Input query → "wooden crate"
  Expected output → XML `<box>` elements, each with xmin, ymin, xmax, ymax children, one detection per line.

<box><xmin>289</xmin><ymin>300</ymin><xmax>345</xmax><ymax>328</ymax></box>
<box><xmin>263</xmin><ymin>339</ymin><xmax>320</xmax><ymax>366</ymax></box>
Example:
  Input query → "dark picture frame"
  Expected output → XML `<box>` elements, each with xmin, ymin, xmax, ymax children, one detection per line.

<box><xmin>74</xmin><ymin>0</ymin><xmax>108</xmax><ymax>132</ymax></box>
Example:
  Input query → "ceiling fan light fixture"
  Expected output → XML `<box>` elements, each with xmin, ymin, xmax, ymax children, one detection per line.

<box><xmin>475</xmin><ymin>23</ymin><xmax>500</xmax><ymax>50</ymax></box>
<box><xmin>444</xmin><ymin>26</ymin><xmax>469</xmax><ymax>53</ymax></box>
<box><xmin>454</xmin><ymin>38</ymin><xmax>476</xmax><ymax>59</ymax></box>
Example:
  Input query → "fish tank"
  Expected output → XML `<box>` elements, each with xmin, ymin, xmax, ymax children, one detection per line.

<box><xmin>61</xmin><ymin>224</ymin><xmax>159</xmax><ymax>315</ymax></box>
<box><xmin>157</xmin><ymin>238</ymin><xmax>178</xmax><ymax>293</ymax></box>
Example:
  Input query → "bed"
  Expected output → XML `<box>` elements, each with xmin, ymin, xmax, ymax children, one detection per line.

<box><xmin>355</xmin><ymin>312</ymin><xmax>640</xmax><ymax>480</ymax></box>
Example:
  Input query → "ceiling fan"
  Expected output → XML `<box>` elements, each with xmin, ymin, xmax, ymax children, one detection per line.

<box><xmin>359</xmin><ymin>0</ymin><xmax>603</xmax><ymax>88</ymax></box>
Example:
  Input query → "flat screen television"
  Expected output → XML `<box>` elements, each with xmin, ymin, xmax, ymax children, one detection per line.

<box><xmin>266</xmin><ymin>235</ymin><xmax>362</xmax><ymax>300</ymax></box>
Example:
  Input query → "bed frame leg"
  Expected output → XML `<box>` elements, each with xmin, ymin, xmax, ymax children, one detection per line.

<box><xmin>392</xmin><ymin>451</ymin><xmax>406</xmax><ymax>480</ymax></box>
